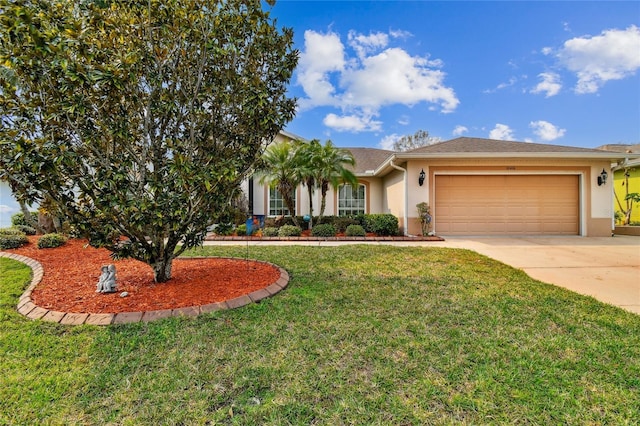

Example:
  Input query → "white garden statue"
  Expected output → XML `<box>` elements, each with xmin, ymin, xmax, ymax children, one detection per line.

<box><xmin>96</xmin><ymin>264</ymin><xmax>117</xmax><ymax>293</ymax></box>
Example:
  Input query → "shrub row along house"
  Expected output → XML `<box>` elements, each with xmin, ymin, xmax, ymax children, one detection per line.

<box><xmin>244</xmin><ymin>131</ymin><xmax>639</xmax><ymax>237</ymax></box>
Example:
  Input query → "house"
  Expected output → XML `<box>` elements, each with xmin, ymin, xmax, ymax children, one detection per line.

<box><xmin>249</xmin><ymin>133</ymin><xmax>639</xmax><ymax>237</ymax></box>
<box><xmin>2</xmin><ymin>131</ymin><xmax>636</xmax><ymax>237</ymax></box>
<box><xmin>598</xmin><ymin>144</ymin><xmax>640</xmax><ymax>225</ymax></box>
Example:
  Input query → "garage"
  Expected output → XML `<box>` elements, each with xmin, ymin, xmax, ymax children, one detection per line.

<box><xmin>434</xmin><ymin>174</ymin><xmax>580</xmax><ymax>235</ymax></box>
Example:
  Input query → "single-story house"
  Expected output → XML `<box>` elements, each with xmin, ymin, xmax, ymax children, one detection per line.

<box><xmin>248</xmin><ymin>132</ymin><xmax>640</xmax><ymax>237</ymax></box>
<box><xmin>2</xmin><ymin>131</ymin><xmax>637</xmax><ymax>237</ymax></box>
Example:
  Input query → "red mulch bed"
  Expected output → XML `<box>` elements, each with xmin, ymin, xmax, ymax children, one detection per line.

<box><xmin>5</xmin><ymin>237</ymin><xmax>280</xmax><ymax>314</ymax></box>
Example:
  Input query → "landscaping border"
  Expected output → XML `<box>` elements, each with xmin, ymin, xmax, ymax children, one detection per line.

<box><xmin>0</xmin><ymin>252</ymin><xmax>289</xmax><ymax>326</ymax></box>
<box><xmin>205</xmin><ymin>235</ymin><xmax>445</xmax><ymax>242</ymax></box>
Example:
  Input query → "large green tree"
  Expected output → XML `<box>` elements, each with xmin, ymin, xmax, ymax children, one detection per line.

<box><xmin>0</xmin><ymin>0</ymin><xmax>297</xmax><ymax>282</ymax></box>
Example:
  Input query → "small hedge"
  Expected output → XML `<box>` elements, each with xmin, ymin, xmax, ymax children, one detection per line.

<box><xmin>278</xmin><ymin>225</ymin><xmax>301</xmax><ymax>237</ymax></box>
<box><xmin>345</xmin><ymin>224</ymin><xmax>366</xmax><ymax>237</ymax></box>
<box><xmin>362</xmin><ymin>214</ymin><xmax>399</xmax><ymax>236</ymax></box>
<box><xmin>13</xmin><ymin>225</ymin><xmax>37</xmax><ymax>235</ymax></box>
<box><xmin>0</xmin><ymin>228</ymin><xmax>29</xmax><ymax>249</ymax></box>
<box><xmin>11</xmin><ymin>211</ymin><xmax>38</xmax><ymax>227</ymax></box>
<box><xmin>262</xmin><ymin>227</ymin><xmax>279</xmax><ymax>237</ymax></box>
<box><xmin>311</xmin><ymin>223</ymin><xmax>336</xmax><ymax>237</ymax></box>
<box><xmin>37</xmin><ymin>233</ymin><xmax>67</xmax><ymax>249</ymax></box>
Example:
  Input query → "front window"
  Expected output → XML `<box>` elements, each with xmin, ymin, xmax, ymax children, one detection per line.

<box><xmin>269</xmin><ymin>187</ymin><xmax>296</xmax><ymax>216</ymax></box>
<box><xmin>338</xmin><ymin>184</ymin><xmax>365</xmax><ymax>216</ymax></box>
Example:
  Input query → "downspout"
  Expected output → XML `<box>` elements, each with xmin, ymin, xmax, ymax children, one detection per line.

<box><xmin>389</xmin><ymin>160</ymin><xmax>409</xmax><ymax>236</ymax></box>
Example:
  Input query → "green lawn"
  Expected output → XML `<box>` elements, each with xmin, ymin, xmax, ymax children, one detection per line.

<box><xmin>1</xmin><ymin>245</ymin><xmax>639</xmax><ymax>425</ymax></box>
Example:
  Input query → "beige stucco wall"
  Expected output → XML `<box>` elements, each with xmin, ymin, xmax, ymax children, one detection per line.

<box><xmin>382</xmin><ymin>168</ymin><xmax>406</xmax><ymax>232</ymax></box>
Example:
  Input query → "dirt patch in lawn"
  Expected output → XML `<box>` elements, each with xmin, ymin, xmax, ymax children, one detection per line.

<box><xmin>5</xmin><ymin>237</ymin><xmax>281</xmax><ymax>314</ymax></box>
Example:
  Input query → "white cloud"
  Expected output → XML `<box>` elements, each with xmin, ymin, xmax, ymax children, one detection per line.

<box><xmin>452</xmin><ymin>125</ymin><xmax>468</xmax><ymax>136</ymax></box>
<box><xmin>341</xmin><ymin>47</ymin><xmax>458</xmax><ymax>112</ymax></box>
<box><xmin>0</xmin><ymin>204</ymin><xmax>19</xmax><ymax>214</ymax></box>
<box><xmin>379</xmin><ymin>133</ymin><xmax>401</xmax><ymax>150</ymax></box>
<box><xmin>348</xmin><ymin>30</ymin><xmax>389</xmax><ymax>59</ymax></box>
<box><xmin>297</xmin><ymin>30</ymin><xmax>346</xmax><ymax>110</ymax></box>
<box><xmin>529</xmin><ymin>120</ymin><xmax>566</xmax><ymax>141</ymax></box>
<box><xmin>323</xmin><ymin>113</ymin><xmax>382</xmax><ymax>133</ymax></box>
<box><xmin>483</xmin><ymin>76</ymin><xmax>518</xmax><ymax>94</ymax></box>
<box><xmin>489</xmin><ymin>124</ymin><xmax>515</xmax><ymax>140</ymax></box>
<box><xmin>531</xmin><ymin>72</ymin><xmax>562</xmax><ymax>97</ymax></box>
<box><xmin>556</xmin><ymin>25</ymin><xmax>640</xmax><ymax>94</ymax></box>
<box><xmin>295</xmin><ymin>29</ymin><xmax>459</xmax><ymax>131</ymax></box>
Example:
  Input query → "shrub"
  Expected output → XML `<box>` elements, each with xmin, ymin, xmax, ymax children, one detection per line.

<box><xmin>0</xmin><ymin>227</ymin><xmax>26</xmax><ymax>236</ymax></box>
<box><xmin>345</xmin><ymin>224</ymin><xmax>366</xmax><ymax>237</ymax></box>
<box><xmin>37</xmin><ymin>233</ymin><xmax>67</xmax><ymax>249</ymax></box>
<box><xmin>367</xmin><ymin>214</ymin><xmax>399</xmax><ymax>236</ymax></box>
<box><xmin>11</xmin><ymin>211</ymin><xmax>38</xmax><ymax>227</ymax></box>
<box><xmin>0</xmin><ymin>228</ymin><xmax>29</xmax><ymax>249</ymax></box>
<box><xmin>262</xmin><ymin>227</ymin><xmax>279</xmax><ymax>237</ymax></box>
<box><xmin>278</xmin><ymin>225</ymin><xmax>301</xmax><ymax>237</ymax></box>
<box><xmin>311</xmin><ymin>223</ymin><xmax>336</xmax><ymax>237</ymax></box>
<box><xmin>333</xmin><ymin>217</ymin><xmax>358</xmax><ymax>233</ymax></box>
<box><xmin>213</xmin><ymin>223</ymin><xmax>234</xmax><ymax>236</ymax></box>
<box><xmin>13</xmin><ymin>225</ymin><xmax>37</xmax><ymax>235</ymax></box>
<box><xmin>236</xmin><ymin>224</ymin><xmax>247</xmax><ymax>235</ymax></box>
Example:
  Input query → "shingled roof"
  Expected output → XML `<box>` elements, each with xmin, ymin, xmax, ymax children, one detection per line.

<box><xmin>344</xmin><ymin>147</ymin><xmax>394</xmax><ymax>174</ymax></box>
<box><xmin>408</xmin><ymin>137</ymin><xmax>606</xmax><ymax>154</ymax></box>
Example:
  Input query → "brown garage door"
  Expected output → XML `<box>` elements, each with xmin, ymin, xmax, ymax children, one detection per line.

<box><xmin>435</xmin><ymin>175</ymin><xmax>579</xmax><ymax>235</ymax></box>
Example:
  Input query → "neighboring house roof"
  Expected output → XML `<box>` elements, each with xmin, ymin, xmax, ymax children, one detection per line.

<box><xmin>344</xmin><ymin>147</ymin><xmax>395</xmax><ymax>174</ymax></box>
<box><xmin>596</xmin><ymin>143</ymin><xmax>640</xmax><ymax>170</ymax></box>
<box><xmin>596</xmin><ymin>143</ymin><xmax>640</xmax><ymax>153</ymax></box>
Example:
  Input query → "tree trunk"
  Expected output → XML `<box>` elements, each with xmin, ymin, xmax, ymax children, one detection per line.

<box><xmin>307</xmin><ymin>184</ymin><xmax>314</xmax><ymax>229</ymax></box>
<box><xmin>319</xmin><ymin>181</ymin><xmax>329</xmax><ymax>222</ymax></box>
<box><xmin>19</xmin><ymin>200</ymin><xmax>45</xmax><ymax>234</ymax></box>
<box><xmin>152</xmin><ymin>258</ymin><xmax>173</xmax><ymax>283</ymax></box>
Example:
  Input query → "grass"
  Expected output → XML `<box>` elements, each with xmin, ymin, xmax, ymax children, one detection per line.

<box><xmin>1</xmin><ymin>245</ymin><xmax>639</xmax><ymax>425</ymax></box>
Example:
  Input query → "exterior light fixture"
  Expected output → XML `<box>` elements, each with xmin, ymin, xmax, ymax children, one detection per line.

<box><xmin>597</xmin><ymin>168</ymin><xmax>608</xmax><ymax>186</ymax></box>
<box><xmin>418</xmin><ymin>169</ymin><xmax>425</xmax><ymax>186</ymax></box>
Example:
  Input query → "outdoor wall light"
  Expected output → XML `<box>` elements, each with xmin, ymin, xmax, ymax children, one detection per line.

<box><xmin>597</xmin><ymin>168</ymin><xmax>608</xmax><ymax>186</ymax></box>
<box><xmin>418</xmin><ymin>169</ymin><xmax>425</xmax><ymax>186</ymax></box>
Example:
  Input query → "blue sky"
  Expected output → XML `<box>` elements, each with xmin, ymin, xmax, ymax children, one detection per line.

<box><xmin>269</xmin><ymin>1</ymin><xmax>640</xmax><ymax>150</ymax></box>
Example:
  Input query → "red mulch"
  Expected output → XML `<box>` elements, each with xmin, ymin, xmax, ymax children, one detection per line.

<box><xmin>5</xmin><ymin>237</ymin><xmax>280</xmax><ymax>314</ymax></box>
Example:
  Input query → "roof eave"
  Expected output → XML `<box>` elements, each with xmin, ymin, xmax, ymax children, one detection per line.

<box><xmin>369</xmin><ymin>152</ymin><xmax>640</xmax><ymax>177</ymax></box>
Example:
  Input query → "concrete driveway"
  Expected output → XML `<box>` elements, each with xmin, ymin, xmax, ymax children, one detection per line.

<box><xmin>428</xmin><ymin>236</ymin><xmax>640</xmax><ymax>315</ymax></box>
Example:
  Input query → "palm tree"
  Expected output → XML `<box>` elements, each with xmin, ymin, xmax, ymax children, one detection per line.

<box><xmin>257</xmin><ymin>141</ymin><xmax>302</xmax><ymax>227</ymax></box>
<box><xmin>314</xmin><ymin>140</ymin><xmax>358</xmax><ymax>222</ymax></box>
<box><xmin>295</xmin><ymin>139</ymin><xmax>323</xmax><ymax>228</ymax></box>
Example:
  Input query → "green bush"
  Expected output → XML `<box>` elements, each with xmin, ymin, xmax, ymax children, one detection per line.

<box><xmin>213</xmin><ymin>223</ymin><xmax>234</xmax><ymax>236</ymax></box>
<box><xmin>345</xmin><ymin>224</ymin><xmax>366</xmax><ymax>237</ymax></box>
<box><xmin>262</xmin><ymin>227</ymin><xmax>279</xmax><ymax>237</ymax></box>
<box><xmin>333</xmin><ymin>217</ymin><xmax>358</xmax><ymax>233</ymax></box>
<box><xmin>365</xmin><ymin>214</ymin><xmax>399</xmax><ymax>236</ymax></box>
<box><xmin>11</xmin><ymin>211</ymin><xmax>38</xmax><ymax>227</ymax></box>
<box><xmin>37</xmin><ymin>233</ymin><xmax>67</xmax><ymax>249</ymax></box>
<box><xmin>236</xmin><ymin>224</ymin><xmax>247</xmax><ymax>236</ymax></box>
<box><xmin>13</xmin><ymin>225</ymin><xmax>37</xmax><ymax>235</ymax></box>
<box><xmin>0</xmin><ymin>227</ymin><xmax>26</xmax><ymax>236</ymax></box>
<box><xmin>278</xmin><ymin>225</ymin><xmax>301</xmax><ymax>237</ymax></box>
<box><xmin>311</xmin><ymin>223</ymin><xmax>336</xmax><ymax>237</ymax></box>
<box><xmin>0</xmin><ymin>228</ymin><xmax>29</xmax><ymax>249</ymax></box>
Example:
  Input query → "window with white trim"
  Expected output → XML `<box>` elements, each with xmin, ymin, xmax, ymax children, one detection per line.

<box><xmin>338</xmin><ymin>183</ymin><xmax>366</xmax><ymax>216</ymax></box>
<box><xmin>269</xmin><ymin>187</ymin><xmax>296</xmax><ymax>216</ymax></box>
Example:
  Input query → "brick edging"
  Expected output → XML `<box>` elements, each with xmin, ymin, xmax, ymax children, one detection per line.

<box><xmin>0</xmin><ymin>252</ymin><xmax>289</xmax><ymax>326</ymax></box>
<box><xmin>205</xmin><ymin>235</ymin><xmax>445</xmax><ymax>242</ymax></box>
